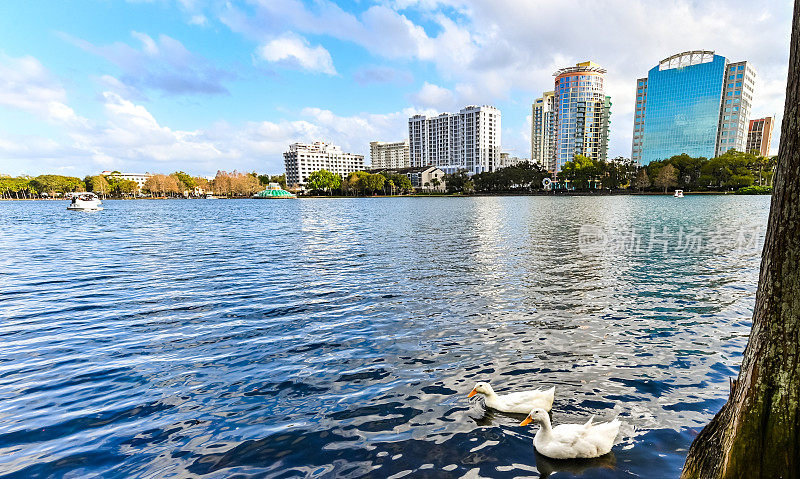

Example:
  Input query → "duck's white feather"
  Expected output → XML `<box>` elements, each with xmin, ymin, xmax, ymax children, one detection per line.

<box><xmin>534</xmin><ymin>417</ymin><xmax>620</xmax><ymax>459</ymax></box>
<box><xmin>484</xmin><ymin>386</ymin><xmax>555</xmax><ymax>413</ymax></box>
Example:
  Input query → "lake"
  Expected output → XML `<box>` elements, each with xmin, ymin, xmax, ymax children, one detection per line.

<box><xmin>0</xmin><ymin>195</ymin><xmax>770</xmax><ymax>478</ymax></box>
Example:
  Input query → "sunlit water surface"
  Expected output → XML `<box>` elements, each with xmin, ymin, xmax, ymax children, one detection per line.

<box><xmin>0</xmin><ymin>196</ymin><xmax>770</xmax><ymax>478</ymax></box>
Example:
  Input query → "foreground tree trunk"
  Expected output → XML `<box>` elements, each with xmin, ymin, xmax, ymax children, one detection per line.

<box><xmin>681</xmin><ymin>3</ymin><xmax>800</xmax><ymax>477</ymax></box>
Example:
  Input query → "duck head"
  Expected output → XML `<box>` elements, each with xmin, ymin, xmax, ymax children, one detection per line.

<box><xmin>468</xmin><ymin>382</ymin><xmax>494</xmax><ymax>398</ymax></box>
<box><xmin>520</xmin><ymin>408</ymin><xmax>549</xmax><ymax>427</ymax></box>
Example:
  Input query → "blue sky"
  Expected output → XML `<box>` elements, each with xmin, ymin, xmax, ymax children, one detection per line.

<box><xmin>0</xmin><ymin>0</ymin><xmax>792</xmax><ymax>177</ymax></box>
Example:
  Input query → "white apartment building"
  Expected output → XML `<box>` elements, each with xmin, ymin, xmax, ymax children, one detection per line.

<box><xmin>408</xmin><ymin>105</ymin><xmax>501</xmax><ymax>175</ymax></box>
<box><xmin>370</xmin><ymin>140</ymin><xmax>410</xmax><ymax>169</ymax></box>
<box><xmin>716</xmin><ymin>61</ymin><xmax>757</xmax><ymax>156</ymax></box>
<box><xmin>284</xmin><ymin>141</ymin><xmax>365</xmax><ymax>187</ymax></box>
<box><xmin>100</xmin><ymin>171</ymin><xmax>153</xmax><ymax>189</ymax></box>
<box><xmin>531</xmin><ymin>91</ymin><xmax>556</xmax><ymax>171</ymax></box>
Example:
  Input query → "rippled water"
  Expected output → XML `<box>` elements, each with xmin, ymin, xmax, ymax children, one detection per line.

<box><xmin>0</xmin><ymin>196</ymin><xmax>769</xmax><ymax>478</ymax></box>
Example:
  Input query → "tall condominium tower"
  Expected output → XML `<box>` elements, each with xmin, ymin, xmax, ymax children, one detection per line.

<box><xmin>531</xmin><ymin>91</ymin><xmax>556</xmax><ymax>171</ymax></box>
<box><xmin>746</xmin><ymin>116</ymin><xmax>775</xmax><ymax>156</ymax></box>
<box><xmin>408</xmin><ymin>105</ymin><xmax>501</xmax><ymax>174</ymax></box>
<box><xmin>284</xmin><ymin>141</ymin><xmax>365</xmax><ymax>187</ymax></box>
<box><xmin>631</xmin><ymin>50</ymin><xmax>757</xmax><ymax>164</ymax></box>
<box><xmin>370</xmin><ymin>140</ymin><xmax>410</xmax><ymax>169</ymax></box>
<box><xmin>547</xmin><ymin>61</ymin><xmax>611</xmax><ymax>173</ymax></box>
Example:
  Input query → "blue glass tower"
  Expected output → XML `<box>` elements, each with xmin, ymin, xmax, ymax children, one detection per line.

<box><xmin>632</xmin><ymin>51</ymin><xmax>756</xmax><ymax>165</ymax></box>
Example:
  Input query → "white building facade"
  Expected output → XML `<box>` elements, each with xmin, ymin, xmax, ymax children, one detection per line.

<box><xmin>408</xmin><ymin>105</ymin><xmax>501</xmax><ymax>175</ymax></box>
<box><xmin>284</xmin><ymin>142</ymin><xmax>365</xmax><ymax>187</ymax></box>
<box><xmin>100</xmin><ymin>171</ymin><xmax>153</xmax><ymax>189</ymax></box>
<box><xmin>370</xmin><ymin>140</ymin><xmax>410</xmax><ymax>169</ymax></box>
<box><xmin>531</xmin><ymin>91</ymin><xmax>556</xmax><ymax>171</ymax></box>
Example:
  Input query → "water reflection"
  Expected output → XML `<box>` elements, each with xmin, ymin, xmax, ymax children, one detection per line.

<box><xmin>0</xmin><ymin>196</ymin><xmax>769</xmax><ymax>478</ymax></box>
<box><xmin>535</xmin><ymin>450</ymin><xmax>617</xmax><ymax>478</ymax></box>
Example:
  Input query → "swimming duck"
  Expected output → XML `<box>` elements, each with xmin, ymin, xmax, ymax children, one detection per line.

<box><xmin>467</xmin><ymin>382</ymin><xmax>555</xmax><ymax>413</ymax></box>
<box><xmin>520</xmin><ymin>408</ymin><xmax>621</xmax><ymax>459</ymax></box>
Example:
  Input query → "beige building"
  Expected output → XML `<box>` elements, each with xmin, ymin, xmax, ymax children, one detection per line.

<box><xmin>284</xmin><ymin>141</ymin><xmax>365</xmax><ymax>188</ymax></box>
<box><xmin>746</xmin><ymin>117</ymin><xmax>774</xmax><ymax>156</ymax></box>
<box><xmin>370</xmin><ymin>140</ymin><xmax>410</xmax><ymax>169</ymax></box>
<box><xmin>499</xmin><ymin>153</ymin><xmax>526</xmax><ymax>168</ymax></box>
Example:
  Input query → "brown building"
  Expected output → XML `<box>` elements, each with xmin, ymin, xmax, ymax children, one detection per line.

<box><xmin>746</xmin><ymin>117</ymin><xmax>775</xmax><ymax>156</ymax></box>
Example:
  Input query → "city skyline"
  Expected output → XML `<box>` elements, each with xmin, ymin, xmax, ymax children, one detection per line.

<box><xmin>0</xmin><ymin>1</ymin><xmax>791</xmax><ymax>177</ymax></box>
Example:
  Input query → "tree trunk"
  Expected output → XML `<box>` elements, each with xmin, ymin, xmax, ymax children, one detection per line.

<box><xmin>681</xmin><ymin>3</ymin><xmax>800</xmax><ymax>477</ymax></box>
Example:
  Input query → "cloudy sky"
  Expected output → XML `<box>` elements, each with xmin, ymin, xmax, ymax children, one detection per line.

<box><xmin>0</xmin><ymin>0</ymin><xmax>792</xmax><ymax>177</ymax></box>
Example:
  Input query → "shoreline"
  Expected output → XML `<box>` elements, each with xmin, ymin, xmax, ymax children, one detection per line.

<box><xmin>0</xmin><ymin>190</ymin><xmax>767</xmax><ymax>201</ymax></box>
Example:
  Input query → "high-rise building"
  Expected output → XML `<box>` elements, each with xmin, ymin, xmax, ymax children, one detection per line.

<box><xmin>408</xmin><ymin>105</ymin><xmax>501</xmax><ymax>174</ymax></box>
<box><xmin>284</xmin><ymin>141</ymin><xmax>365</xmax><ymax>187</ymax></box>
<box><xmin>531</xmin><ymin>91</ymin><xmax>556</xmax><ymax>171</ymax></box>
<box><xmin>370</xmin><ymin>140</ymin><xmax>409</xmax><ymax>169</ymax></box>
<box><xmin>746</xmin><ymin>117</ymin><xmax>775</xmax><ymax>156</ymax></box>
<box><xmin>631</xmin><ymin>50</ymin><xmax>757</xmax><ymax>164</ymax></box>
<box><xmin>545</xmin><ymin>61</ymin><xmax>611</xmax><ymax>173</ymax></box>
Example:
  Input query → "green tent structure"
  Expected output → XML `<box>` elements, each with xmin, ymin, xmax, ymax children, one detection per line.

<box><xmin>253</xmin><ymin>183</ymin><xmax>296</xmax><ymax>199</ymax></box>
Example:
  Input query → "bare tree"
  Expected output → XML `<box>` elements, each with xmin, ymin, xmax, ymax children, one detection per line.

<box><xmin>681</xmin><ymin>4</ymin><xmax>800</xmax><ymax>477</ymax></box>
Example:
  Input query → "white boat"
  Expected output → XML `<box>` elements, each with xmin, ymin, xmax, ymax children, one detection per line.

<box><xmin>205</xmin><ymin>194</ymin><xmax>216</xmax><ymax>199</ymax></box>
<box><xmin>67</xmin><ymin>192</ymin><xmax>103</xmax><ymax>211</ymax></box>
<box><xmin>674</xmin><ymin>189</ymin><xmax>684</xmax><ymax>198</ymax></box>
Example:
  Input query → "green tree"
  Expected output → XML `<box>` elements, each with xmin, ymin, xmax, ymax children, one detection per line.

<box><xmin>634</xmin><ymin>169</ymin><xmax>651</xmax><ymax>191</ymax></box>
<box><xmin>270</xmin><ymin>174</ymin><xmax>287</xmax><ymax>189</ymax></box>
<box><xmin>561</xmin><ymin>155</ymin><xmax>597</xmax><ymax>190</ymax></box>
<box><xmin>171</xmin><ymin>171</ymin><xmax>196</xmax><ymax>190</ymax></box>
<box><xmin>85</xmin><ymin>175</ymin><xmax>109</xmax><ymax>196</ymax></box>
<box><xmin>443</xmin><ymin>170</ymin><xmax>470</xmax><ymax>194</ymax></box>
<box><xmin>654</xmin><ymin>163</ymin><xmax>678</xmax><ymax>193</ymax></box>
<box><xmin>361</xmin><ymin>173</ymin><xmax>385</xmax><ymax>194</ymax></box>
<box><xmin>307</xmin><ymin>169</ymin><xmax>341</xmax><ymax>195</ymax></box>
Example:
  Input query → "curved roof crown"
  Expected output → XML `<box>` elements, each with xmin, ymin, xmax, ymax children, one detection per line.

<box><xmin>658</xmin><ymin>50</ymin><xmax>716</xmax><ymax>71</ymax></box>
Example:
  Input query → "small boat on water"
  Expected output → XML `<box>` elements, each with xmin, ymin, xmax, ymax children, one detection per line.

<box><xmin>253</xmin><ymin>183</ymin><xmax>296</xmax><ymax>199</ymax></box>
<box><xmin>205</xmin><ymin>193</ymin><xmax>216</xmax><ymax>199</ymax></box>
<box><xmin>674</xmin><ymin>189</ymin><xmax>684</xmax><ymax>198</ymax></box>
<box><xmin>67</xmin><ymin>192</ymin><xmax>103</xmax><ymax>211</ymax></box>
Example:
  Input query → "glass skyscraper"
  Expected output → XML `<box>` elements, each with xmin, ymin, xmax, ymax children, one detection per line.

<box><xmin>531</xmin><ymin>62</ymin><xmax>612</xmax><ymax>173</ymax></box>
<box><xmin>551</xmin><ymin>61</ymin><xmax>611</xmax><ymax>172</ymax></box>
<box><xmin>632</xmin><ymin>50</ymin><xmax>756</xmax><ymax>165</ymax></box>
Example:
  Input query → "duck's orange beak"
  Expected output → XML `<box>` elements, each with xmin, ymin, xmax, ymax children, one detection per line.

<box><xmin>467</xmin><ymin>389</ymin><xmax>477</xmax><ymax>398</ymax></box>
<box><xmin>520</xmin><ymin>416</ymin><xmax>533</xmax><ymax>426</ymax></box>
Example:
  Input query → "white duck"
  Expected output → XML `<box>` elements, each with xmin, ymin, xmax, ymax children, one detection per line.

<box><xmin>467</xmin><ymin>382</ymin><xmax>555</xmax><ymax>413</ymax></box>
<box><xmin>520</xmin><ymin>408</ymin><xmax>621</xmax><ymax>459</ymax></box>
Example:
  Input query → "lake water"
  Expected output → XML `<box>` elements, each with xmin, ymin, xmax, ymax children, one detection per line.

<box><xmin>0</xmin><ymin>196</ymin><xmax>770</xmax><ymax>478</ymax></box>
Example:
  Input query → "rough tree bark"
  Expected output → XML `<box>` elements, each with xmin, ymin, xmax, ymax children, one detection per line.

<box><xmin>681</xmin><ymin>3</ymin><xmax>800</xmax><ymax>477</ymax></box>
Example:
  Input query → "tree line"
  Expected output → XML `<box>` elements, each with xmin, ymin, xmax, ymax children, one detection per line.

<box><xmin>306</xmin><ymin>170</ymin><xmax>414</xmax><ymax>196</ymax></box>
<box><xmin>634</xmin><ymin>150</ymin><xmax>775</xmax><ymax>193</ymax></box>
<box><xmin>0</xmin><ymin>171</ymin><xmax>287</xmax><ymax>199</ymax></box>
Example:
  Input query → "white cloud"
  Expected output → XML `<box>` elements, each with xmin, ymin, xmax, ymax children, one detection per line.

<box><xmin>0</xmin><ymin>53</ymin><xmax>434</xmax><ymax>176</ymax></box>
<box><xmin>257</xmin><ymin>34</ymin><xmax>337</xmax><ymax>75</ymax></box>
<box><xmin>409</xmin><ymin>82</ymin><xmax>456</xmax><ymax>110</ymax></box>
<box><xmin>217</xmin><ymin>0</ymin><xmax>792</xmax><ymax>158</ymax></box>
<box><xmin>62</xmin><ymin>31</ymin><xmax>235</xmax><ymax>95</ymax></box>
